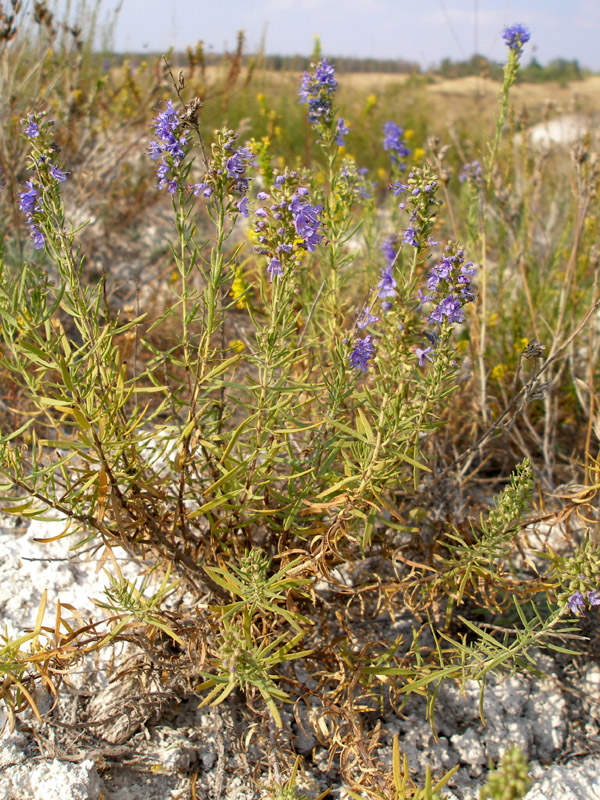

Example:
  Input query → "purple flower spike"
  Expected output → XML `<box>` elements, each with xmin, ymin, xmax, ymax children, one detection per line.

<box><xmin>502</xmin><ymin>24</ymin><xmax>530</xmax><ymax>53</ymax></box>
<box><xmin>383</xmin><ymin>121</ymin><xmax>410</xmax><ymax>166</ymax></box>
<box><xmin>299</xmin><ymin>58</ymin><xmax>338</xmax><ymax>127</ymax></box>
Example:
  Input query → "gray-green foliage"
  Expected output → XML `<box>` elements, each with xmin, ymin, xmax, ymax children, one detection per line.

<box><xmin>480</xmin><ymin>747</ymin><xmax>531</xmax><ymax>800</ymax></box>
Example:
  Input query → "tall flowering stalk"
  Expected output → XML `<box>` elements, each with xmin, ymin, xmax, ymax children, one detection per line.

<box><xmin>477</xmin><ymin>25</ymin><xmax>531</xmax><ymax>422</ymax></box>
<box><xmin>298</xmin><ymin>59</ymin><xmax>367</xmax><ymax>334</ymax></box>
<box><xmin>486</xmin><ymin>24</ymin><xmax>530</xmax><ymax>190</ymax></box>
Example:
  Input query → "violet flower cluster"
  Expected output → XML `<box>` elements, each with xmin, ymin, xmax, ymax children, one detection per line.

<box><xmin>251</xmin><ymin>172</ymin><xmax>323</xmax><ymax>282</ymax></box>
<box><xmin>392</xmin><ymin>165</ymin><xmax>442</xmax><ymax>251</ymax></box>
<box><xmin>383</xmin><ymin>121</ymin><xmax>410</xmax><ymax>168</ymax></box>
<box><xmin>298</xmin><ymin>59</ymin><xmax>347</xmax><ymax>147</ymax></box>
<box><xmin>298</xmin><ymin>58</ymin><xmax>337</xmax><ymax>126</ymax></box>
<box><xmin>18</xmin><ymin>113</ymin><xmax>70</xmax><ymax>250</ymax></box>
<box><xmin>502</xmin><ymin>24</ymin><xmax>530</xmax><ymax>55</ymax></box>
<box><xmin>419</xmin><ymin>242</ymin><xmax>476</xmax><ymax>327</ymax></box>
<box><xmin>349</xmin><ymin>334</ymin><xmax>375</xmax><ymax>372</ymax></box>
<box><xmin>147</xmin><ymin>99</ymin><xmax>187</xmax><ymax>194</ymax></box>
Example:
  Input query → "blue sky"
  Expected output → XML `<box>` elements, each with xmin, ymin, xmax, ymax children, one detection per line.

<box><xmin>90</xmin><ymin>0</ymin><xmax>599</xmax><ymax>69</ymax></box>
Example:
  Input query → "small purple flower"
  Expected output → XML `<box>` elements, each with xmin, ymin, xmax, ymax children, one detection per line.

<box><xmin>377</xmin><ymin>266</ymin><xmax>397</xmax><ymax>300</ymax></box>
<box><xmin>192</xmin><ymin>182</ymin><xmax>212</xmax><ymax>198</ymax></box>
<box><xmin>257</xmin><ymin>191</ymin><xmax>269</xmax><ymax>200</ymax></box>
<box><xmin>238</xmin><ymin>197</ymin><xmax>249</xmax><ymax>217</ymax></box>
<box><xmin>30</xmin><ymin>223</ymin><xmax>45</xmax><ymax>250</ymax></box>
<box><xmin>357</xmin><ymin>307</ymin><xmax>380</xmax><ymax>329</ymax></box>
<box><xmin>402</xmin><ymin>225</ymin><xmax>419</xmax><ymax>248</ymax></box>
<box><xmin>416</xmin><ymin>289</ymin><xmax>431</xmax><ymax>310</ymax></box>
<box><xmin>588</xmin><ymin>590</ymin><xmax>600</xmax><ymax>607</ymax></box>
<box><xmin>415</xmin><ymin>346</ymin><xmax>434</xmax><ymax>366</ymax></box>
<box><xmin>267</xmin><ymin>257</ymin><xmax>283</xmax><ymax>281</ymax></box>
<box><xmin>336</xmin><ymin>118</ymin><xmax>349</xmax><ymax>146</ymax></box>
<box><xmin>19</xmin><ymin>181</ymin><xmax>40</xmax><ymax>214</ymax></box>
<box><xmin>381</xmin><ymin>235</ymin><xmax>398</xmax><ymax>267</ymax></box>
<box><xmin>49</xmin><ymin>164</ymin><xmax>68</xmax><ymax>183</ymax></box>
<box><xmin>147</xmin><ymin>140</ymin><xmax>163</xmax><ymax>160</ymax></box>
<box><xmin>24</xmin><ymin>115</ymin><xmax>40</xmax><ymax>138</ymax></box>
<box><xmin>226</xmin><ymin>149</ymin><xmax>247</xmax><ymax>179</ymax></box>
<box><xmin>391</xmin><ymin>181</ymin><xmax>409</xmax><ymax>196</ymax></box>
<box><xmin>502</xmin><ymin>24</ymin><xmax>530</xmax><ymax>53</ymax></box>
<box><xmin>568</xmin><ymin>590</ymin><xmax>586</xmax><ymax>616</ymax></box>
<box><xmin>350</xmin><ymin>335</ymin><xmax>374</xmax><ymax>372</ymax></box>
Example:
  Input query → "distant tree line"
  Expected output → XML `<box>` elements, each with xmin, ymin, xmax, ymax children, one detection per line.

<box><xmin>436</xmin><ymin>54</ymin><xmax>584</xmax><ymax>84</ymax></box>
<box><xmin>121</xmin><ymin>44</ymin><xmax>587</xmax><ymax>85</ymax></box>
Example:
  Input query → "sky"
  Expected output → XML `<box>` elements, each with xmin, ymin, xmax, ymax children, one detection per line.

<box><xmin>87</xmin><ymin>0</ymin><xmax>600</xmax><ymax>70</ymax></box>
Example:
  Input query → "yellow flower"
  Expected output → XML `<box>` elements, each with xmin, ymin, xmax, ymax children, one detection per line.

<box><xmin>404</xmin><ymin>129</ymin><xmax>414</xmax><ymax>141</ymax></box>
<box><xmin>228</xmin><ymin>339</ymin><xmax>246</xmax><ymax>353</ymax></box>
<box><xmin>413</xmin><ymin>147</ymin><xmax>425</xmax><ymax>162</ymax></box>
<box><xmin>230</xmin><ymin>268</ymin><xmax>249</xmax><ymax>310</ymax></box>
<box><xmin>364</xmin><ymin>93</ymin><xmax>377</xmax><ymax>114</ymax></box>
<box><xmin>377</xmin><ymin>167</ymin><xmax>387</xmax><ymax>182</ymax></box>
<box><xmin>490</xmin><ymin>364</ymin><xmax>507</xmax><ymax>381</ymax></box>
<box><xmin>514</xmin><ymin>337</ymin><xmax>529</xmax><ymax>354</ymax></box>
<box><xmin>488</xmin><ymin>312</ymin><xmax>499</xmax><ymax>326</ymax></box>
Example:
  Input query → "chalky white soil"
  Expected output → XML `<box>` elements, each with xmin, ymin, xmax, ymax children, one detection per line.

<box><xmin>1</xmin><ymin>516</ymin><xmax>599</xmax><ymax>800</ymax></box>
